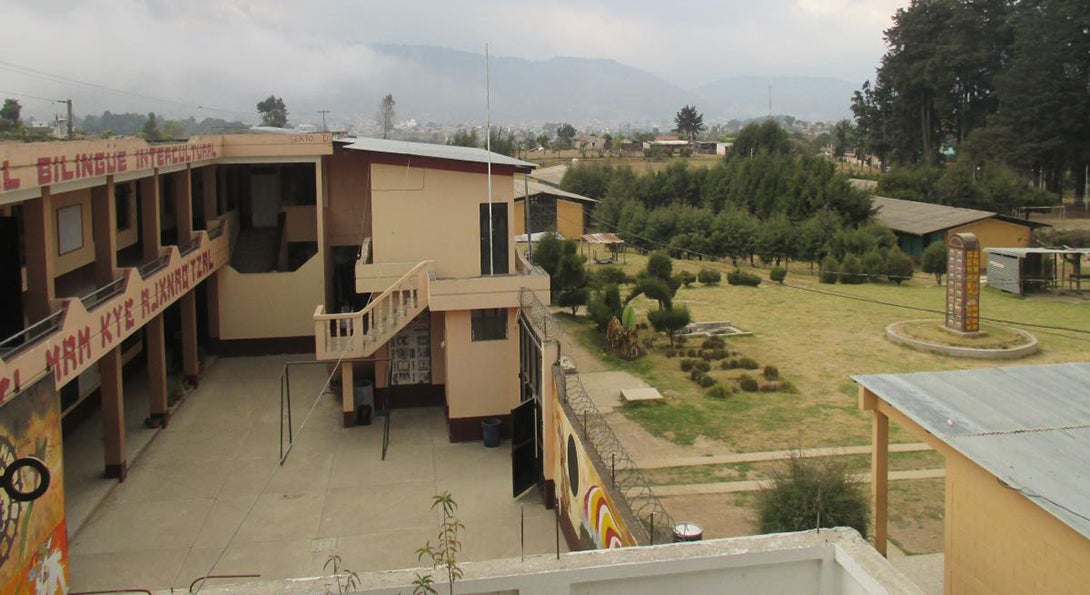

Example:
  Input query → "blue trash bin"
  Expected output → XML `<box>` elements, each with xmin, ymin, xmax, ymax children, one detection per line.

<box><xmin>481</xmin><ymin>417</ymin><xmax>502</xmax><ymax>447</ymax></box>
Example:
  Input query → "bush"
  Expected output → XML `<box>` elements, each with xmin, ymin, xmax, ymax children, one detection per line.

<box><xmin>720</xmin><ymin>360</ymin><xmax>733</xmax><ymax>370</ymax></box>
<box><xmin>861</xmin><ymin>249</ymin><xmax>887</xmax><ymax>282</ymax></box>
<box><xmin>839</xmin><ymin>253</ymin><xmax>865</xmax><ymax>284</ymax></box>
<box><xmin>710</xmin><ymin>348</ymin><xmax>728</xmax><ymax>360</ymax></box>
<box><xmin>680</xmin><ymin>359</ymin><xmax>697</xmax><ymax>372</ymax></box>
<box><xmin>665</xmin><ymin>349</ymin><xmax>677</xmax><ymax>358</ymax></box>
<box><xmin>694</xmin><ymin>360</ymin><xmax>711</xmax><ymax>373</ymax></box>
<box><xmin>737</xmin><ymin>357</ymin><xmax>759</xmax><ymax>370</ymax></box>
<box><xmin>698</xmin><ymin>268</ymin><xmax>722</xmax><ymax>285</ymax></box>
<box><xmin>727</xmin><ymin>269</ymin><xmax>762</xmax><ymax>287</ymax></box>
<box><xmin>763</xmin><ymin>365</ymin><xmax>779</xmax><ymax>380</ymax></box>
<box><xmin>676</xmin><ymin>270</ymin><xmax>697</xmax><ymax>287</ymax></box>
<box><xmin>769</xmin><ymin>266</ymin><xmax>787</xmax><ymax>283</ymax></box>
<box><xmin>687</xmin><ymin>349</ymin><xmax>697</xmax><ymax>357</ymax></box>
<box><xmin>701</xmin><ymin>337</ymin><xmax>725</xmax><ymax>350</ymax></box>
<box><xmin>696</xmin><ymin>373</ymin><xmax>716</xmax><ymax>388</ymax></box>
<box><xmin>922</xmin><ymin>242</ymin><xmax>948</xmax><ymax>285</ymax></box>
<box><xmin>738</xmin><ymin>374</ymin><xmax>759</xmax><ymax>392</ymax></box>
<box><xmin>756</xmin><ymin>452</ymin><xmax>869</xmax><ymax>537</ymax></box>
<box><xmin>819</xmin><ymin>255</ymin><xmax>839</xmax><ymax>284</ymax></box>
<box><xmin>646</xmin><ymin>251</ymin><xmax>673</xmax><ymax>281</ymax></box>
<box><xmin>707</xmin><ymin>384</ymin><xmax>736</xmax><ymax>399</ymax></box>
<box><xmin>675</xmin><ymin>335</ymin><xmax>687</xmax><ymax>345</ymax></box>
<box><xmin>593</xmin><ymin>266</ymin><xmax>630</xmax><ymax>287</ymax></box>
<box><xmin>647</xmin><ymin>306</ymin><xmax>692</xmax><ymax>346</ymax></box>
<box><xmin>885</xmin><ymin>249</ymin><xmax>915</xmax><ymax>285</ymax></box>
<box><xmin>760</xmin><ymin>382</ymin><xmax>784</xmax><ymax>392</ymax></box>
<box><xmin>700</xmin><ymin>350</ymin><xmax>714</xmax><ymax>361</ymax></box>
<box><xmin>587</xmin><ymin>284</ymin><xmax>623</xmax><ymax>331</ymax></box>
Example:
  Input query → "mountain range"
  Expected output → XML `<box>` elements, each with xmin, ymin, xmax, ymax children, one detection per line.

<box><xmin>326</xmin><ymin>44</ymin><xmax>859</xmax><ymax>128</ymax></box>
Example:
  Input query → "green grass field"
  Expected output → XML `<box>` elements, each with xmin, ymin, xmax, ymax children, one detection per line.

<box><xmin>561</xmin><ymin>253</ymin><xmax>1090</xmax><ymax>452</ymax></box>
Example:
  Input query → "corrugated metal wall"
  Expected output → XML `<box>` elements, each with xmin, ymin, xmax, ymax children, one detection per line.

<box><xmin>987</xmin><ymin>251</ymin><xmax>1021</xmax><ymax>295</ymax></box>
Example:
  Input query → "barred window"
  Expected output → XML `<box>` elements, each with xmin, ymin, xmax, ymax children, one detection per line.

<box><xmin>471</xmin><ymin>308</ymin><xmax>507</xmax><ymax>341</ymax></box>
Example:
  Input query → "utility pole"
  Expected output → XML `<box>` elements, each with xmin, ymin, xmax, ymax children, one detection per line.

<box><xmin>65</xmin><ymin>99</ymin><xmax>73</xmax><ymax>140</ymax></box>
<box><xmin>317</xmin><ymin>109</ymin><xmax>330</xmax><ymax>132</ymax></box>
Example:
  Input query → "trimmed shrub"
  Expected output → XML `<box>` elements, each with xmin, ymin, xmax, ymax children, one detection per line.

<box><xmin>756</xmin><ymin>452</ymin><xmax>869</xmax><ymax>537</ymax></box>
<box><xmin>886</xmin><ymin>249</ymin><xmax>915</xmax><ymax>285</ymax></box>
<box><xmin>861</xmin><ymin>249</ymin><xmax>887</xmax><ymax>282</ymax></box>
<box><xmin>687</xmin><ymin>349</ymin><xmax>698</xmax><ymax>358</ymax></box>
<box><xmin>696</xmin><ymin>373</ymin><xmax>717</xmax><ymax>388</ymax></box>
<box><xmin>737</xmin><ymin>357</ymin><xmax>759</xmax><ymax>370</ymax></box>
<box><xmin>839</xmin><ymin>253</ymin><xmax>865</xmax><ymax>284</ymax></box>
<box><xmin>763</xmin><ymin>365</ymin><xmax>780</xmax><ymax>381</ymax></box>
<box><xmin>710</xmin><ymin>348</ymin><xmax>729</xmax><ymax>360</ymax></box>
<box><xmin>702</xmin><ymin>337</ymin><xmax>726</xmax><ymax>350</ymax></box>
<box><xmin>727</xmin><ymin>269</ymin><xmax>762</xmax><ymax>287</ymax></box>
<box><xmin>707</xmin><ymin>384</ymin><xmax>736</xmax><ymax>399</ymax></box>
<box><xmin>693</xmin><ymin>360</ymin><xmax>711</xmax><ymax>373</ymax></box>
<box><xmin>738</xmin><ymin>374</ymin><xmax>759</xmax><ymax>392</ymax></box>
<box><xmin>680</xmin><ymin>359</ymin><xmax>696</xmax><ymax>372</ymax></box>
<box><xmin>676</xmin><ymin>270</ymin><xmax>697</xmax><ymax>287</ymax></box>
<box><xmin>769</xmin><ymin>266</ymin><xmax>787</xmax><ymax>283</ymax></box>
<box><xmin>698</xmin><ymin>268</ymin><xmax>722</xmax><ymax>285</ymax></box>
<box><xmin>819</xmin><ymin>255</ymin><xmax>839</xmax><ymax>284</ymax></box>
<box><xmin>593</xmin><ymin>266</ymin><xmax>631</xmax><ymax>287</ymax></box>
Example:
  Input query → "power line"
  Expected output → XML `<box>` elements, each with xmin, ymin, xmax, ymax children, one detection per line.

<box><xmin>0</xmin><ymin>60</ymin><xmax>255</xmax><ymax>117</ymax></box>
<box><xmin>0</xmin><ymin>88</ymin><xmax>62</xmax><ymax>103</ymax></box>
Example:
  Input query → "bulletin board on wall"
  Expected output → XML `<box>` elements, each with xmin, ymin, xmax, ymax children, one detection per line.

<box><xmin>390</xmin><ymin>312</ymin><xmax>431</xmax><ymax>386</ymax></box>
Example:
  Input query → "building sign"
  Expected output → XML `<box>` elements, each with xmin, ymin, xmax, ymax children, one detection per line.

<box><xmin>0</xmin><ymin>241</ymin><xmax>220</xmax><ymax>405</ymax></box>
<box><xmin>946</xmin><ymin>233</ymin><xmax>981</xmax><ymax>333</ymax></box>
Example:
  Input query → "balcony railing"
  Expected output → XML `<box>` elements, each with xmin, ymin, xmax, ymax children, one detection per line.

<box><xmin>0</xmin><ymin>309</ymin><xmax>65</xmax><ymax>360</ymax></box>
<box><xmin>80</xmin><ymin>275</ymin><xmax>128</xmax><ymax>311</ymax></box>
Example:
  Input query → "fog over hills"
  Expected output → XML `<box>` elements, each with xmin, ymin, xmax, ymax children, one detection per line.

<box><xmin>318</xmin><ymin>44</ymin><xmax>857</xmax><ymax>128</ymax></box>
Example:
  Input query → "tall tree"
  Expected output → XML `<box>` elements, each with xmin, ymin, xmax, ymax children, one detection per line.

<box><xmin>256</xmin><ymin>95</ymin><xmax>288</xmax><ymax>128</ymax></box>
<box><xmin>0</xmin><ymin>99</ymin><xmax>21</xmax><ymax>133</ymax></box>
<box><xmin>142</xmin><ymin>112</ymin><xmax>161</xmax><ymax>141</ymax></box>
<box><xmin>555</xmin><ymin>123</ymin><xmax>576</xmax><ymax>149</ymax></box>
<box><xmin>377</xmin><ymin>94</ymin><xmax>396</xmax><ymax>139</ymax></box>
<box><xmin>674</xmin><ymin>105</ymin><xmax>705</xmax><ymax>142</ymax></box>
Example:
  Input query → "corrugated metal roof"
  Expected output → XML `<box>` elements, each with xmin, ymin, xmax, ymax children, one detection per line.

<box><xmin>342</xmin><ymin>137</ymin><xmax>536</xmax><ymax>170</ymax></box>
<box><xmin>872</xmin><ymin>196</ymin><xmax>995</xmax><ymax>235</ymax></box>
<box><xmin>529</xmin><ymin>165</ymin><xmax>568</xmax><ymax>186</ymax></box>
<box><xmin>854</xmin><ymin>363</ymin><xmax>1090</xmax><ymax>539</ymax></box>
<box><xmin>582</xmin><ymin>233</ymin><xmax>624</xmax><ymax>244</ymax></box>
<box><xmin>513</xmin><ymin>179</ymin><xmax>597</xmax><ymax>204</ymax></box>
<box><xmin>987</xmin><ymin>247</ymin><xmax>1090</xmax><ymax>257</ymax></box>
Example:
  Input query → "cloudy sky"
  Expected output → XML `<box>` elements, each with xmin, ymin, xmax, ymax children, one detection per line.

<box><xmin>0</xmin><ymin>0</ymin><xmax>908</xmax><ymax>123</ymax></box>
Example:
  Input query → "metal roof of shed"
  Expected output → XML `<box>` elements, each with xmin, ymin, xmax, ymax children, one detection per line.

<box><xmin>871</xmin><ymin>196</ymin><xmax>995</xmax><ymax>236</ymax></box>
<box><xmin>987</xmin><ymin>247</ymin><xmax>1090</xmax><ymax>257</ymax></box>
<box><xmin>513</xmin><ymin>179</ymin><xmax>597</xmax><ymax>204</ymax></box>
<box><xmin>529</xmin><ymin>165</ymin><xmax>568</xmax><ymax>186</ymax></box>
<box><xmin>853</xmin><ymin>362</ymin><xmax>1090</xmax><ymax>540</ymax></box>
<box><xmin>342</xmin><ymin>137</ymin><xmax>535</xmax><ymax>171</ymax></box>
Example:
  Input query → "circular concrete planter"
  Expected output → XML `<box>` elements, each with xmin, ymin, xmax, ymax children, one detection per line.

<box><xmin>886</xmin><ymin>320</ymin><xmax>1038</xmax><ymax>360</ymax></box>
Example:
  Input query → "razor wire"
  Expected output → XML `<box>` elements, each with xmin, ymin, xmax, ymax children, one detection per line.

<box><xmin>519</xmin><ymin>287</ymin><xmax>676</xmax><ymax>545</ymax></box>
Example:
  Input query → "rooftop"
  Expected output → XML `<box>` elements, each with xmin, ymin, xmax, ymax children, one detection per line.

<box><xmin>513</xmin><ymin>179</ymin><xmax>596</xmax><ymax>204</ymax></box>
<box><xmin>871</xmin><ymin>196</ymin><xmax>995</xmax><ymax>236</ymax></box>
<box><xmin>854</xmin><ymin>362</ymin><xmax>1090</xmax><ymax>540</ymax></box>
<box><xmin>342</xmin><ymin>137</ymin><xmax>536</xmax><ymax>171</ymax></box>
<box><xmin>528</xmin><ymin>164</ymin><xmax>568</xmax><ymax>186</ymax></box>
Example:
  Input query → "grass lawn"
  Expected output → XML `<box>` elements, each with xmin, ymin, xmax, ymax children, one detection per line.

<box><xmin>561</xmin><ymin>252</ymin><xmax>1090</xmax><ymax>452</ymax></box>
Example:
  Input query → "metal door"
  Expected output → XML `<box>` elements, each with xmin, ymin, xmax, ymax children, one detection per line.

<box><xmin>512</xmin><ymin>313</ymin><xmax>543</xmax><ymax>497</ymax></box>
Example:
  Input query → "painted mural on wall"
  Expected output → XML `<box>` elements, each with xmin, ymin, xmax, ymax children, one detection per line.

<box><xmin>0</xmin><ymin>377</ymin><xmax>68</xmax><ymax>594</ymax></box>
<box><xmin>552</xmin><ymin>395</ymin><xmax>635</xmax><ymax>550</ymax></box>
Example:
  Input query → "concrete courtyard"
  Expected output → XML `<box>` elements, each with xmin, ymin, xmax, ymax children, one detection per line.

<box><xmin>66</xmin><ymin>355</ymin><xmax>562</xmax><ymax>592</ymax></box>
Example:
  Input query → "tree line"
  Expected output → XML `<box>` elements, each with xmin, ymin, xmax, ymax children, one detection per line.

<box><xmin>851</xmin><ymin>0</ymin><xmax>1090</xmax><ymax>200</ymax></box>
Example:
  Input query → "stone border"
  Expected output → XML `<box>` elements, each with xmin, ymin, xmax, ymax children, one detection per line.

<box><xmin>886</xmin><ymin>319</ymin><xmax>1038</xmax><ymax>360</ymax></box>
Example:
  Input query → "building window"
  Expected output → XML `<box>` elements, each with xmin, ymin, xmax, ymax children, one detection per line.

<box><xmin>471</xmin><ymin>308</ymin><xmax>507</xmax><ymax>341</ymax></box>
<box><xmin>56</xmin><ymin>204</ymin><xmax>83</xmax><ymax>255</ymax></box>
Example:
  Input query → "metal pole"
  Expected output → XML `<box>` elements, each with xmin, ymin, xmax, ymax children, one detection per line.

<box><xmin>649</xmin><ymin>512</ymin><xmax>655</xmax><ymax>546</ymax></box>
<box><xmin>611</xmin><ymin>453</ymin><xmax>616</xmax><ymax>489</ymax></box>
<box><xmin>485</xmin><ymin>43</ymin><xmax>494</xmax><ymax>276</ymax></box>
<box><xmin>524</xmin><ymin>175</ymin><xmax>533</xmax><ymax>261</ymax></box>
<box><xmin>521</xmin><ymin>505</ymin><xmax>525</xmax><ymax>562</ymax></box>
<box><xmin>65</xmin><ymin>99</ymin><xmax>73</xmax><ymax>140</ymax></box>
<box><xmin>555</xmin><ymin>493</ymin><xmax>560</xmax><ymax>559</ymax></box>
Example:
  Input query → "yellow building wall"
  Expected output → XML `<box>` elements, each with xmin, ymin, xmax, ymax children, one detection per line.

<box><xmin>371</xmin><ymin>164</ymin><xmax>515</xmax><ymax>279</ymax></box>
<box><xmin>218</xmin><ymin>254</ymin><xmax>324</xmax><ymax>339</ymax></box>
<box><xmin>50</xmin><ymin>185</ymin><xmax>139</xmax><ymax>277</ymax></box>
<box><xmin>948</xmin><ymin>218</ymin><xmax>1030</xmax><ymax>254</ymax></box>
<box><xmin>513</xmin><ymin>201</ymin><xmax>526</xmax><ymax>236</ymax></box>
<box><xmin>556</xmin><ymin>200</ymin><xmax>584</xmax><ymax>240</ymax></box>
<box><xmin>944</xmin><ymin>454</ymin><xmax>1090</xmax><ymax>594</ymax></box>
<box><xmin>324</xmin><ymin>149</ymin><xmax>371</xmax><ymax>248</ymax></box>
<box><xmin>442</xmin><ymin>308</ymin><xmax>518</xmax><ymax>419</ymax></box>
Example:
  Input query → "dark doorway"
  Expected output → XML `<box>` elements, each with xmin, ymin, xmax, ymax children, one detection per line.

<box><xmin>512</xmin><ymin>312</ymin><xmax>543</xmax><ymax>498</ymax></box>
<box><xmin>479</xmin><ymin>203</ymin><xmax>509</xmax><ymax>275</ymax></box>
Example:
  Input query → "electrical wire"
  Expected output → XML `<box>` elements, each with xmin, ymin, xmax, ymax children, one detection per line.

<box><xmin>0</xmin><ymin>88</ymin><xmax>62</xmax><ymax>103</ymax></box>
<box><xmin>0</xmin><ymin>59</ymin><xmax>256</xmax><ymax>116</ymax></box>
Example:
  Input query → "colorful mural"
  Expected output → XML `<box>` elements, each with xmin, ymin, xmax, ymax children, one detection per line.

<box><xmin>552</xmin><ymin>392</ymin><xmax>636</xmax><ymax>550</ymax></box>
<box><xmin>0</xmin><ymin>377</ymin><xmax>68</xmax><ymax>594</ymax></box>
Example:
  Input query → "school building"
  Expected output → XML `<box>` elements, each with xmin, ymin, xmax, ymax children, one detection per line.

<box><xmin>0</xmin><ymin>132</ymin><xmax>549</xmax><ymax>591</ymax></box>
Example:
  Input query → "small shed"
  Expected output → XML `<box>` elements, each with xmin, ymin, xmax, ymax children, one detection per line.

<box><xmin>986</xmin><ymin>247</ymin><xmax>1090</xmax><ymax>295</ymax></box>
<box><xmin>872</xmin><ymin>196</ymin><xmax>1043</xmax><ymax>259</ymax></box>
<box><xmin>513</xmin><ymin>179</ymin><xmax>596</xmax><ymax>240</ymax></box>
<box><xmin>581</xmin><ymin>233</ymin><xmax>626</xmax><ymax>264</ymax></box>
